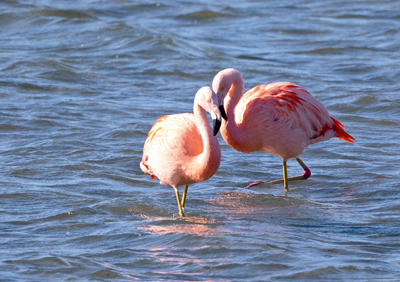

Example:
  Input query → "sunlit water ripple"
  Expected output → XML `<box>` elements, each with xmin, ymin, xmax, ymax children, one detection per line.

<box><xmin>1</xmin><ymin>0</ymin><xmax>399</xmax><ymax>281</ymax></box>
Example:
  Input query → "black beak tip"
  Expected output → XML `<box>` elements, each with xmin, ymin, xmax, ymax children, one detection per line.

<box><xmin>213</xmin><ymin>118</ymin><xmax>221</xmax><ymax>136</ymax></box>
<box><xmin>219</xmin><ymin>105</ymin><xmax>228</xmax><ymax>121</ymax></box>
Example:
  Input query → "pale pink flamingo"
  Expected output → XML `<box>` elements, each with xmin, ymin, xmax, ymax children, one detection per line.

<box><xmin>140</xmin><ymin>86</ymin><xmax>222</xmax><ymax>217</ymax></box>
<box><xmin>212</xmin><ymin>68</ymin><xmax>355</xmax><ymax>191</ymax></box>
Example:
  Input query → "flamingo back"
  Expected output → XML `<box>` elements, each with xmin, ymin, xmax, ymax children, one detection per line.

<box><xmin>233</xmin><ymin>82</ymin><xmax>354</xmax><ymax>158</ymax></box>
<box><xmin>141</xmin><ymin>113</ymin><xmax>204</xmax><ymax>186</ymax></box>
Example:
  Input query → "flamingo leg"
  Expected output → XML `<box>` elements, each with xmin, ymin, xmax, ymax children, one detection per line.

<box><xmin>245</xmin><ymin>158</ymin><xmax>311</xmax><ymax>190</ymax></box>
<box><xmin>181</xmin><ymin>185</ymin><xmax>189</xmax><ymax>208</ymax></box>
<box><xmin>174</xmin><ymin>188</ymin><xmax>185</xmax><ymax>217</ymax></box>
<box><xmin>267</xmin><ymin>158</ymin><xmax>311</xmax><ymax>186</ymax></box>
<box><xmin>283</xmin><ymin>160</ymin><xmax>288</xmax><ymax>191</ymax></box>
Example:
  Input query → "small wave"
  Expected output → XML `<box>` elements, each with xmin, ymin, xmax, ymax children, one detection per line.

<box><xmin>176</xmin><ymin>10</ymin><xmax>225</xmax><ymax>21</ymax></box>
<box><xmin>0</xmin><ymin>123</ymin><xmax>26</xmax><ymax>131</ymax></box>
<box><xmin>11</xmin><ymin>168</ymin><xmax>40</xmax><ymax>176</ymax></box>
<box><xmin>32</xmin><ymin>9</ymin><xmax>95</xmax><ymax>20</ymax></box>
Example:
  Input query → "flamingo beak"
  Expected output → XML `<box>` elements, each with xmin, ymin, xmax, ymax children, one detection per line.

<box><xmin>219</xmin><ymin>105</ymin><xmax>227</xmax><ymax>121</ymax></box>
<box><xmin>216</xmin><ymin>93</ymin><xmax>227</xmax><ymax>121</ymax></box>
<box><xmin>211</xmin><ymin>106</ymin><xmax>222</xmax><ymax>136</ymax></box>
<box><xmin>213</xmin><ymin>117</ymin><xmax>221</xmax><ymax>136</ymax></box>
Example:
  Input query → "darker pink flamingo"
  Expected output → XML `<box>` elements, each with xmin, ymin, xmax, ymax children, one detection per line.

<box><xmin>212</xmin><ymin>68</ymin><xmax>355</xmax><ymax>191</ymax></box>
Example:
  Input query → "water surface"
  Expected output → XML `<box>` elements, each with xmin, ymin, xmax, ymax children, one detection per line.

<box><xmin>1</xmin><ymin>0</ymin><xmax>400</xmax><ymax>281</ymax></box>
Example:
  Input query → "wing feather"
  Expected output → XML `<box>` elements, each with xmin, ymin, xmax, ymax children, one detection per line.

<box><xmin>143</xmin><ymin>113</ymin><xmax>202</xmax><ymax>158</ymax></box>
<box><xmin>237</xmin><ymin>82</ymin><xmax>335</xmax><ymax>140</ymax></box>
<box><xmin>141</xmin><ymin>113</ymin><xmax>204</xmax><ymax>183</ymax></box>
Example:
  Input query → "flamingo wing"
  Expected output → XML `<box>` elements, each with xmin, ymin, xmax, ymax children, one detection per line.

<box><xmin>143</xmin><ymin>113</ymin><xmax>202</xmax><ymax>157</ymax></box>
<box><xmin>236</xmin><ymin>82</ymin><xmax>351</xmax><ymax>143</ymax></box>
<box><xmin>141</xmin><ymin>113</ymin><xmax>203</xmax><ymax>182</ymax></box>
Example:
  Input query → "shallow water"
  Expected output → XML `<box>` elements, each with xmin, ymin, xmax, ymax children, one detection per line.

<box><xmin>1</xmin><ymin>0</ymin><xmax>400</xmax><ymax>281</ymax></box>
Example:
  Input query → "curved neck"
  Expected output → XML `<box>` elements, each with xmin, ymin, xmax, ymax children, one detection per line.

<box><xmin>225</xmin><ymin>77</ymin><xmax>245</xmax><ymax>118</ymax></box>
<box><xmin>192</xmin><ymin>103</ymin><xmax>221</xmax><ymax>180</ymax></box>
<box><xmin>221</xmin><ymin>76</ymin><xmax>252</xmax><ymax>152</ymax></box>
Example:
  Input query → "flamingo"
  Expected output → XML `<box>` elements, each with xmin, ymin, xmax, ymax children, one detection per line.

<box><xmin>212</xmin><ymin>68</ymin><xmax>355</xmax><ymax>191</ymax></box>
<box><xmin>140</xmin><ymin>86</ymin><xmax>222</xmax><ymax>217</ymax></box>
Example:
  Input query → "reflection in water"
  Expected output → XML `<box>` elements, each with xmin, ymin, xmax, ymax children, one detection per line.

<box><xmin>138</xmin><ymin>192</ymin><xmax>303</xmax><ymax>237</ymax></box>
<box><xmin>213</xmin><ymin>191</ymin><xmax>267</xmax><ymax>214</ymax></box>
<box><xmin>138</xmin><ymin>214</ymin><xmax>226</xmax><ymax>236</ymax></box>
<box><xmin>342</xmin><ymin>187</ymin><xmax>359</xmax><ymax>199</ymax></box>
<box><xmin>210</xmin><ymin>191</ymin><xmax>297</xmax><ymax>216</ymax></box>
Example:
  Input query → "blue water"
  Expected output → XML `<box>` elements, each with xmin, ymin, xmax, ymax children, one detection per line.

<box><xmin>1</xmin><ymin>0</ymin><xmax>400</xmax><ymax>281</ymax></box>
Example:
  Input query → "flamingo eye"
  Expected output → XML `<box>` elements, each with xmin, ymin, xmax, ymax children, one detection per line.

<box><xmin>206</xmin><ymin>98</ymin><xmax>211</xmax><ymax>103</ymax></box>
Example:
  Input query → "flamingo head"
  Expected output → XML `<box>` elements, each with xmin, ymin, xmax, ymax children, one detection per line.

<box><xmin>195</xmin><ymin>86</ymin><xmax>222</xmax><ymax>136</ymax></box>
<box><xmin>212</xmin><ymin>68</ymin><xmax>242</xmax><ymax>121</ymax></box>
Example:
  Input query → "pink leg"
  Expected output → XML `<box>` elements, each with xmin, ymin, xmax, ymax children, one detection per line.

<box><xmin>245</xmin><ymin>158</ymin><xmax>311</xmax><ymax>189</ymax></box>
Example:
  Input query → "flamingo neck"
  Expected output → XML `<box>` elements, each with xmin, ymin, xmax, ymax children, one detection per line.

<box><xmin>221</xmin><ymin>76</ymin><xmax>253</xmax><ymax>153</ymax></box>
<box><xmin>225</xmin><ymin>78</ymin><xmax>244</xmax><ymax>117</ymax></box>
<box><xmin>192</xmin><ymin>103</ymin><xmax>221</xmax><ymax>181</ymax></box>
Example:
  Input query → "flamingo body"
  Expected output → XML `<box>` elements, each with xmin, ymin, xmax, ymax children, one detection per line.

<box><xmin>227</xmin><ymin>82</ymin><xmax>354</xmax><ymax>159</ymax></box>
<box><xmin>141</xmin><ymin>113</ymin><xmax>219</xmax><ymax>187</ymax></box>
<box><xmin>212</xmin><ymin>68</ymin><xmax>355</xmax><ymax>190</ymax></box>
<box><xmin>140</xmin><ymin>86</ymin><xmax>222</xmax><ymax>216</ymax></box>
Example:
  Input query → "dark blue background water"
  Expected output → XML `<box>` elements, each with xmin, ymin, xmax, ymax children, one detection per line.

<box><xmin>1</xmin><ymin>0</ymin><xmax>399</xmax><ymax>280</ymax></box>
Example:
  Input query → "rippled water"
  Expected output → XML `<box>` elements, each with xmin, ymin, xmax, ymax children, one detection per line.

<box><xmin>1</xmin><ymin>0</ymin><xmax>400</xmax><ymax>281</ymax></box>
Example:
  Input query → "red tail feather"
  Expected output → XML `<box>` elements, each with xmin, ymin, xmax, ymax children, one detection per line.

<box><xmin>331</xmin><ymin>117</ymin><xmax>355</xmax><ymax>143</ymax></box>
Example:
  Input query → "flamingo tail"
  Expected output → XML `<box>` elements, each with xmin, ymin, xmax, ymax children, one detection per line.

<box><xmin>331</xmin><ymin>117</ymin><xmax>355</xmax><ymax>143</ymax></box>
<box><xmin>140</xmin><ymin>158</ymin><xmax>157</xmax><ymax>181</ymax></box>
